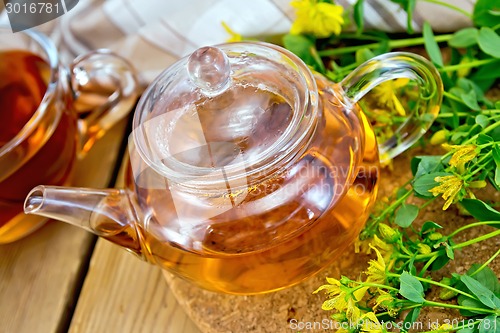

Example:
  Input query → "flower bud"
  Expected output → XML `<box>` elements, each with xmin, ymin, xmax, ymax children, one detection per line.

<box><xmin>428</xmin><ymin>232</ymin><xmax>443</xmax><ymax>241</ymax></box>
<box><xmin>439</xmin><ymin>277</ymin><xmax>457</xmax><ymax>301</ymax></box>
<box><xmin>439</xmin><ymin>287</ymin><xmax>458</xmax><ymax>300</ymax></box>
<box><xmin>378</xmin><ymin>223</ymin><xmax>399</xmax><ymax>243</ymax></box>
<box><xmin>468</xmin><ymin>180</ymin><xmax>487</xmax><ymax>189</ymax></box>
<box><xmin>417</xmin><ymin>243</ymin><xmax>432</xmax><ymax>254</ymax></box>
<box><xmin>457</xmin><ymin>57</ymin><xmax>472</xmax><ymax>78</ymax></box>
<box><xmin>430</xmin><ymin>130</ymin><xmax>449</xmax><ymax>145</ymax></box>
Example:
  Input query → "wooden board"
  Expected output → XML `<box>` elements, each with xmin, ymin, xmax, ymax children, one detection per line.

<box><xmin>68</xmin><ymin>240</ymin><xmax>201</xmax><ymax>333</ymax></box>
<box><xmin>67</xmin><ymin>153</ymin><xmax>201</xmax><ymax>333</ymax></box>
<box><xmin>0</xmin><ymin>118</ymin><xmax>128</xmax><ymax>333</ymax></box>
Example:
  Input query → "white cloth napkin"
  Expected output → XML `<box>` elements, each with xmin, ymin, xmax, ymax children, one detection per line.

<box><xmin>1</xmin><ymin>0</ymin><xmax>475</xmax><ymax>84</ymax></box>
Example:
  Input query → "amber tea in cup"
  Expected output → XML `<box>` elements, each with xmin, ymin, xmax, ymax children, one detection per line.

<box><xmin>0</xmin><ymin>49</ymin><xmax>77</xmax><ymax>239</ymax></box>
<box><xmin>0</xmin><ymin>27</ymin><xmax>138</xmax><ymax>243</ymax></box>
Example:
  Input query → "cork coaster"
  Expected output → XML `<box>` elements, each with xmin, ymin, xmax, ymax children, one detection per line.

<box><xmin>164</xmin><ymin>149</ymin><xmax>500</xmax><ymax>333</ymax></box>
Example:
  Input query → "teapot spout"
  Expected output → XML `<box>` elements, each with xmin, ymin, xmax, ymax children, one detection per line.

<box><xmin>24</xmin><ymin>185</ymin><xmax>144</xmax><ymax>258</ymax></box>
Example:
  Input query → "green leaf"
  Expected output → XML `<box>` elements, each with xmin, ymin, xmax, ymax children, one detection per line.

<box><xmin>423</xmin><ymin>22</ymin><xmax>443</xmax><ymax>67</ymax></box>
<box><xmin>473</xmin><ymin>0</ymin><xmax>500</xmax><ymax>28</ymax></box>
<box><xmin>411</xmin><ymin>156</ymin><xmax>444</xmax><ymax>178</ymax></box>
<box><xmin>395</xmin><ymin>204</ymin><xmax>420</xmax><ymax>228</ymax></box>
<box><xmin>399</xmin><ymin>271</ymin><xmax>425</xmax><ymax>304</ymax></box>
<box><xmin>449</xmin><ymin>28</ymin><xmax>479</xmax><ymax>48</ymax></box>
<box><xmin>493</xmin><ymin>146</ymin><xmax>500</xmax><ymax>188</ymax></box>
<box><xmin>493</xmin><ymin>145</ymin><xmax>500</xmax><ymax>166</ymax></box>
<box><xmin>458</xmin><ymin>294</ymin><xmax>490</xmax><ymax>316</ymax></box>
<box><xmin>470</xmin><ymin>61</ymin><xmax>500</xmax><ymax>92</ymax></box>
<box><xmin>477</xmin><ymin>133</ymin><xmax>494</xmax><ymax>144</ymax></box>
<box><xmin>467</xmin><ymin>264</ymin><xmax>500</xmax><ymax>296</ymax></box>
<box><xmin>282</xmin><ymin>34</ymin><xmax>323</xmax><ymax>72</ymax></box>
<box><xmin>479</xmin><ymin>315</ymin><xmax>499</xmax><ymax>333</ymax></box>
<box><xmin>402</xmin><ymin>306</ymin><xmax>421</xmax><ymax>330</ymax></box>
<box><xmin>476</xmin><ymin>115</ymin><xmax>490</xmax><ymax>129</ymax></box>
<box><xmin>461</xmin><ymin>199</ymin><xmax>500</xmax><ymax>223</ymax></box>
<box><xmin>355</xmin><ymin>48</ymin><xmax>375</xmax><ymax>64</ymax></box>
<box><xmin>430</xmin><ymin>254</ymin><xmax>450</xmax><ymax>271</ymax></box>
<box><xmin>461</xmin><ymin>275</ymin><xmax>500</xmax><ymax>309</ymax></box>
<box><xmin>495</xmin><ymin>166</ymin><xmax>500</xmax><ymax>188</ymax></box>
<box><xmin>353</xmin><ymin>0</ymin><xmax>365</xmax><ymax>34</ymax></box>
<box><xmin>461</xmin><ymin>90</ymin><xmax>482</xmax><ymax>111</ymax></box>
<box><xmin>478</xmin><ymin>27</ymin><xmax>500</xmax><ymax>58</ymax></box>
<box><xmin>420</xmin><ymin>221</ymin><xmax>443</xmax><ymax>235</ymax></box>
<box><xmin>412</xmin><ymin>172</ymin><xmax>451</xmax><ymax>197</ymax></box>
<box><xmin>445</xmin><ymin>242</ymin><xmax>455</xmax><ymax>260</ymax></box>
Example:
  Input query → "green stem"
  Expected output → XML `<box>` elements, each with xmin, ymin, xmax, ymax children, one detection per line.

<box><xmin>421</xmin><ymin>0</ymin><xmax>472</xmax><ymax>18</ymax></box>
<box><xmin>376</xmin><ymin>189</ymin><xmax>413</xmax><ymax>222</ymax></box>
<box><xmin>419</xmin><ymin>253</ymin><xmax>439</xmax><ymax>277</ymax></box>
<box><xmin>351</xmin><ymin>280</ymin><xmax>399</xmax><ymax>292</ymax></box>
<box><xmin>375</xmin><ymin>304</ymin><xmax>421</xmax><ymax>317</ymax></box>
<box><xmin>398</xmin><ymin>229</ymin><xmax>500</xmax><ymax>260</ymax></box>
<box><xmin>464</xmin><ymin>121</ymin><xmax>500</xmax><ymax>145</ymax></box>
<box><xmin>318</xmin><ymin>34</ymin><xmax>453</xmax><ymax>57</ymax></box>
<box><xmin>452</xmin><ymin>229</ymin><xmax>500</xmax><ymax>250</ymax></box>
<box><xmin>439</xmin><ymin>58</ymin><xmax>499</xmax><ymax>73</ymax></box>
<box><xmin>423</xmin><ymin>300</ymin><xmax>496</xmax><ymax>314</ymax></box>
<box><xmin>443</xmin><ymin>91</ymin><xmax>464</xmax><ymax>104</ymax></box>
<box><xmin>387</xmin><ymin>273</ymin><xmax>476</xmax><ymax>299</ymax></box>
<box><xmin>437</xmin><ymin>110</ymin><xmax>500</xmax><ymax>118</ymax></box>
<box><xmin>463</xmin><ymin>151</ymin><xmax>493</xmax><ymax>180</ymax></box>
<box><xmin>419</xmin><ymin>196</ymin><xmax>438</xmax><ymax>210</ymax></box>
<box><xmin>447</xmin><ymin>221</ymin><xmax>500</xmax><ymax>238</ymax></box>
<box><xmin>469</xmin><ymin>247</ymin><xmax>500</xmax><ymax>277</ymax></box>
<box><xmin>398</xmin><ymin>240</ymin><xmax>415</xmax><ymax>257</ymax></box>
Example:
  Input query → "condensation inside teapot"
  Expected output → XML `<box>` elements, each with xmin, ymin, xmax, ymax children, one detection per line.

<box><xmin>136</xmin><ymin>45</ymin><xmax>308</xmax><ymax>181</ymax></box>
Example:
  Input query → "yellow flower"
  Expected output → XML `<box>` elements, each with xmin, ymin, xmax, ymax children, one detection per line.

<box><xmin>373</xmin><ymin>289</ymin><xmax>399</xmax><ymax>317</ymax></box>
<box><xmin>314</xmin><ymin>277</ymin><xmax>342</xmax><ymax>295</ymax></box>
<box><xmin>314</xmin><ymin>277</ymin><xmax>347</xmax><ymax>311</ymax></box>
<box><xmin>314</xmin><ymin>277</ymin><xmax>363</xmax><ymax>323</ymax></box>
<box><xmin>355</xmin><ymin>234</ymin><xmax>392</xmax><ymax>255</ymax></box>
<box><xmin>221</xmin><ymin>21</ymin><xmax>242</xmax><ymax>42</ymax></box>
<box><xmin>371</xmin><ymin>78</ymin><xmax>410</xmax><ymax>116</ymax></box>
<box><xmin>360</xmin><ymin>312</ymin><xmax>385</xmax><ymax>332</ymax></box>
<box><xmin>365</xmin><ymin>245</ymin><xmax>387</xmax><ymax>284</ymax></box>
<box><xmin>429</xmin><ymin>175</ymin><xmax>463</xmax><ymax>210</ymax></box>
<box><xmin>290</xmin><ymin>0</ymin><xmax>344</xmax><ymax>38</ymax></box>
<box><xmin>443</xmin><ymin>144</ymin><xmax>478</xmax><ymax>169</ymax></box>
<box><xmin>437</xmin><ymin>323</ymin><xmax>454</xmax><ymax>331</ymax></box>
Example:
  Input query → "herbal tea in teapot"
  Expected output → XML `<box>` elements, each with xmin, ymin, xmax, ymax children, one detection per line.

<box><xmin>25</xmin><ymin>42</ymin><xmax>442</xmax><ymax>294</ymax></box>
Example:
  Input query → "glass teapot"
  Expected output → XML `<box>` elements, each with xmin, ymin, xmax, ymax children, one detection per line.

<box><xmin>24</xmin><ymin>42</ymin><xmax>442</xmax><ymax>295</ymax></box>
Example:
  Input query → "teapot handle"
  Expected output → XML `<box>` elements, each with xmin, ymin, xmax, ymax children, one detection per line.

<box><xmin>340</xmin><ymin>52</ymin><xmax>443</xmax><ymax>163</ymax></box>
<box><xmin>69</xmin><ymin>50</ymin><xmax>140</xmax><ymax>157</ymax></box>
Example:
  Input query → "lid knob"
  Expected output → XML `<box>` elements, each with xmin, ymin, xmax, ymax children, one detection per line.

<box><xmin>187</xmin><ymin>46</ymin><xmax>231</xmax><ymax>96</ymax></box>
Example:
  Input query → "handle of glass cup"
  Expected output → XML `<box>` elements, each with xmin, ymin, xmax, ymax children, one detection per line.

<box><xmin>340</xmin><ymin>52</ymin><xmax>443</xmax><ymax>162</ymax></box>
<box><xmin>69</xmin><ymin>50</ymin><xmax>140</xmax><ymax>156</ymax></box>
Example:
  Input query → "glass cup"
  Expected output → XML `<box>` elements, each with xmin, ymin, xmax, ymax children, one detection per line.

<box><xmin>0</xmin><ymin>26</ymin><xmax>139</xmax><ymax>243</ymax></box>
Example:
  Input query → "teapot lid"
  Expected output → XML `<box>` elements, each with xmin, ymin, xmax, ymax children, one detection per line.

<box><xmin>132</xmin><ymin>42</ymin><xmax>319</xmax><ymax>186</ymax></box>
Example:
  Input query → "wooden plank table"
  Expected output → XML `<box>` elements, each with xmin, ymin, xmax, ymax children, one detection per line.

<box><xmin>0</xmin><ymin>119</ymin><xmax>200</xmax><ymax>333</ymax></box>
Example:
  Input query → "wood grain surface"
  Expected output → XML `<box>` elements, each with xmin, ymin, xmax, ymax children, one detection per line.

<box><xmin>67</xmin><ymin>153</ymin><xmax>201</xmax><ymax>333</ymax></box>
<box><xmin>0</xmin><ymin>118</ymin><xmax>128</xmax><ymax>333</ymax></box>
